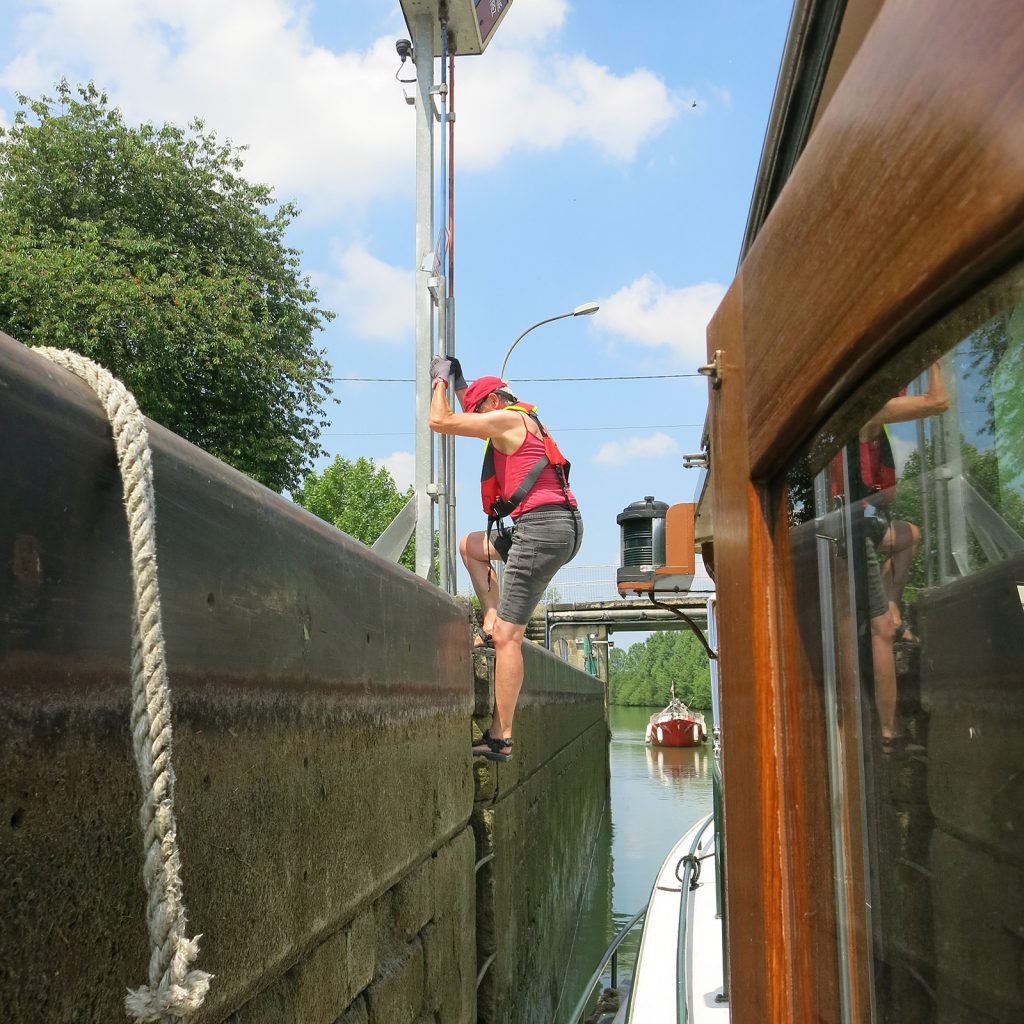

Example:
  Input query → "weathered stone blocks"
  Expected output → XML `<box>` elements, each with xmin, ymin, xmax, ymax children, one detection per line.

<box><xmin>471</xmin><ymin>641</ymin><xmax>608</xmax><ymax>1024</ymax></box>
<box><xmin>365</xmin><ymin>939</ymin><xmax>425</xmax><ymax>1024</ymax></box>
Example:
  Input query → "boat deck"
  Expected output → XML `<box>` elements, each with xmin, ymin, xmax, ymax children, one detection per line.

<box><xmin>615</xmin><ymin>816</ymin><xmax>728</xmax><ymax>1023</ymax></box>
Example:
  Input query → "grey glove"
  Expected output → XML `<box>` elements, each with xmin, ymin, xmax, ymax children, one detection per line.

<box><xmin>448</xmin><ymin>356</ymin><xmax>467</xmax><ymax>391</ymax></box>
<box><xmin>430</xmin><ymin>355</ymin><xmax>452</xmax><ymax>382</ymax></box>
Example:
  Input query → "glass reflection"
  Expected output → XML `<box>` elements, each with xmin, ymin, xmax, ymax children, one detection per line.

<box><xmin>787</xmin><ymin>266</ymin><xmax>1024</xmax><ymax>1023</ymax></box>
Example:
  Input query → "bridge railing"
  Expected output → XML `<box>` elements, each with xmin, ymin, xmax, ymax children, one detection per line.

<box><xmin>535</xmin><ymin>562</ymin><xmax>717</xmax><ymax>611</ymax></box>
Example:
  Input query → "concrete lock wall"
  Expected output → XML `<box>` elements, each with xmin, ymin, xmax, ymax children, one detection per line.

<box><xmin>1</xmin><ymin>333</ymin><xmax>610</xmax><ymax>1024</ymax></box>
<box><xmin>471</xmin><ymin>647</ymin><xmax>608</xmax><ymax>1024</ymax></box>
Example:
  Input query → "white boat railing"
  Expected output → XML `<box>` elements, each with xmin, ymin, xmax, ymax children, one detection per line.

<box><xmin>571</xmin><ymin>813</ymin><xmax>718</xmax><ymax>1024</ymax></box>
<box><xmin>673</xmin><ymin>814</ymin><xmax>716</xmax><ymax>1024</ymax></box>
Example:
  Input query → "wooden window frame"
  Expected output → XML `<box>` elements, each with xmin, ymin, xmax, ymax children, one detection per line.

<box><xmin>706</xmin><ymin>2</ymin><xmax>1024</xmax><ymax>1020</ymax></box>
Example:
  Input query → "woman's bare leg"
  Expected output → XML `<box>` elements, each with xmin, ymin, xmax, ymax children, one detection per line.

<box><xmin>460</xmin><ymin>531</ymin><xmax>501</xmax><ymax>634</ymax></box>
<box><xmin>879</xmin><ymin>519</ymin><xmax>921</xmax><ymax>629</ymax></box>
<box><xmin>871</xmin><ymin>607</ymin><xmax>899</xmax><ymax>738</ymax></box>
<box><xmin>490</xmin><ymin>616</ymin><xmax>526</xmax><ymax>739</ymax></box>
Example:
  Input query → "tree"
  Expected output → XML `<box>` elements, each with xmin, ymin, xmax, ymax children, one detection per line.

<box><xmin>0</xmin><ymin>82</ymin><xmax>334</xmax><ymax>492</ymax></box>
<box><xmin>608</xmin><ymin>630</ymin><xmax>712</xmax><ymax>708</ymax></box>
<box><xmin>293</xmin><ymin>456</ymin><xmax>418</xmax><ymax>573</ymax></box>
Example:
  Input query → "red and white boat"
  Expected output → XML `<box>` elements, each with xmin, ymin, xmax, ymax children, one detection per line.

<box><xmin>644</xmin><ymin>686</ymin><xmax>708</xmax><ymax>748</ymax></box>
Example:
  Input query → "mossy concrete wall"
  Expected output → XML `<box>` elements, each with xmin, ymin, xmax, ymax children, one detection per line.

<box><xmin>1</xmin><ymin>336</ymin><xmax>478</xmax><ymax>1024</ymax></box>
<box><xmin>471</xmin><ymin>646</ymin><xmax>609</xmax><ymax>1024</ymax></box>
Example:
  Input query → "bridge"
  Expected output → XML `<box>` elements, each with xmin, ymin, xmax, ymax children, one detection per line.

<box><xmin>520</xmin><ymin>564</ymin><xmax>716</xmax><ymax>678</ymax></box>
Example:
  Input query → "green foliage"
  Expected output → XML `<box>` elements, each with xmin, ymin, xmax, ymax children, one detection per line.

<box><xmin>0</xmin><ymin>82</ymin><xmax>334</xmax><ymax>492</ymax></box>
<box><xmin>293</xmin><ymin>456</ymin><xmax>418</xmax><ymax>572</ymax></box>
<box><xmin>608</xmin><ymin>630</ymin><xmax>712</xmax><ymax>708</ymax></box>
<box><xmin>967</xmin><ymin>311</ymin><xmax>1024</xmax><ymax>487</ymax></box>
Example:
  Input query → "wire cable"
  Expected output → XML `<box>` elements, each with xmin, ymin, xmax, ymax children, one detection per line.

<box><xmin>328</xmin><ymin>373</ymin><xmax>701</xmax><ymax>383</ymax></box>
<box><xmin>320</xmin><ymin>422</ymin><xmax>703</xmax><ymax>437</ymax></box>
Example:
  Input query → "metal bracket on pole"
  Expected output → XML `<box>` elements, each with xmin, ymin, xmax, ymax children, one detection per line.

<box><xmin>430</xmin><ymin>83</ymin><xmax>448</xmax><ymax>121</ymax></box>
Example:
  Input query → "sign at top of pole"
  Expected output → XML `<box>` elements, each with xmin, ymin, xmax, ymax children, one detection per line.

<box><xmin>399</xmin><ymin>0</ymin><xmax>514</xmax><ymax>56</ymax></box>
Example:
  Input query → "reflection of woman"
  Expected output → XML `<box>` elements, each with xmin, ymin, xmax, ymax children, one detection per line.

<box><xmin>858</xmin><ymin>424</ymin><xmax>919</xmax><ymax>639</ymax></box>
<box><xmin>857</xmin><ymin>364</ymin><xmax>948</xmax><ymax>750</ymax></box>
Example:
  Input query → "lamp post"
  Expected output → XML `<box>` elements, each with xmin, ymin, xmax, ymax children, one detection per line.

<box><xmin>499</xmin><ymin>302</ymin><xmax>599</xmax><ymax>380</ymax></box>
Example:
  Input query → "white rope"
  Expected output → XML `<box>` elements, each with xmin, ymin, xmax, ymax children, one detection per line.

<box><xmin>35</xmin><ymin>348</ymin><xmax>212</xmax><ymax>1022</ymax></box>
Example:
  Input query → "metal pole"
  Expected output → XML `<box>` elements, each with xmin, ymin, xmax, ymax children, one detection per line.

<box><xmin>435</xmin><ymin>23</ymin><xmax>450</xmax><ymax>591</ymax></box>
<box><xmin>914</xmin><ymin>387</ymin><xmax>934</xmax><ymax>588</ymax></box>
<box><xmin>446</xmin><ymin>295</ymin><xmax>458</xmax><ymax>591</ymax></box>
<box><xmin>446</xmin><ymin>49</ymin><xmax>459</xmax><ymax>595</ymax></box>
<box><xmin>437</xmin><ymin>278</ymin><xmax>449</xmax><ymax>589</ymax></box>
<box><xmin>413</xmin><ymin>14</ymin><xmax>435</xmax><ymax>580</ymax></box>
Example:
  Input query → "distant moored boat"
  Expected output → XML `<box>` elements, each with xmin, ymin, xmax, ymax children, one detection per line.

<box><xmin>644</xmin><ymin>685</ymin><xmax>707</xmax><ymax>748</ymax></box>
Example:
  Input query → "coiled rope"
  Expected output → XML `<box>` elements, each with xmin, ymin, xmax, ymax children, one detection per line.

<box><xmin>35</xmin><ymin>348</ymin><xmax>212</xmax><ymax>1022</ymax></box>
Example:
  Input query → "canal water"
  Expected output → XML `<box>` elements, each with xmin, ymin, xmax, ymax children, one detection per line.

<box><xmin>555</xmin><ymin>705</ymin><xmax>715</xmax><ymax>1022</ymax></box>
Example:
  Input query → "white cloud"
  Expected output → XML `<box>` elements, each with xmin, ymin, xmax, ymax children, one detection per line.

<box><xmin>495</xmin><ymin>0</ymin><xmax>569</xmax><ymax>43</ymax></box>
<box><xmin>597</xmin><ymin>274</ymin><xmax>726</xmax><ymax>364</ymax></box>
<box><xmin>1</xmin><ymin>0</ymin><xmax>678</xmax><ymax>210</ymax></box>
<box><xmin>381</xmin><ymin>451</ymin><xmax>414</xmax><ymax>491</ymax></box>
<box><xmin>326</xmin><ymin>243</ymin><xmax>414</xmax><ymax>343</ymax></box>
<box><xmin>1</xmin><ymin>0</ymin><xmax>411</xmax><ymax>212</ymax></box>
<box><xmin>457</xmin><ymin>51</ymin><xmax>677</xmax><ymax>165</ymax></box>
<box><xmin>593</xmin><ymin>432</ymin><xmax>680</xmax><ymax>467</ymax></box>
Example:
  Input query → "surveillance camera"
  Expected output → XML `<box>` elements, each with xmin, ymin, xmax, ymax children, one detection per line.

<box><xmin>396</xmin><ymin>38</ymin><xmax>413</xmax><ymax>62</ymax></box>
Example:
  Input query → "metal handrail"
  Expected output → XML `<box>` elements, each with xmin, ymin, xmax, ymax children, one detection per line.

<box><xmin>675</xmin><ymin>814</ymin><xmax>715</xmax><ymax>1024</ymax></box>
<box><xmin>568</xmin><ymin>906</ymin><xmax>648</xmax><ymax>1024</ymax></box>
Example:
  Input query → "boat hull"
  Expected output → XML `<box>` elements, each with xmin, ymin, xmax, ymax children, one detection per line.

<box><xmin>648</xmin><ymin>717</ymin><xmax>705</xmax><ymax>748</ymax></box>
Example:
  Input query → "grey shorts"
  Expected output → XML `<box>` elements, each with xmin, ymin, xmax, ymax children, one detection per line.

<box><xmin>498</xmin><ymin>506</ymin><xmax>583</xmax><ymax>626</ymax></box>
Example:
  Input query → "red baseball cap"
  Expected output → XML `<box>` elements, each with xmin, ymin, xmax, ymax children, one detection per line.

<box><xmin>463</xmin><ymin>375</ymin><xmax>507</xmax><ymax>412</ymax></box>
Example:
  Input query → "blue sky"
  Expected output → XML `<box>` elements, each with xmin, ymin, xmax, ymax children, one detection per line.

<box><xmin>0</xmin><ymin>0</ymin><xmax>791</xmax><ymax>596</ymax></box>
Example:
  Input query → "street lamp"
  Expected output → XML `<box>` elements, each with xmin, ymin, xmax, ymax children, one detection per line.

<box><xmin>499</xmin><ymin>302</ymin><xmax>600</xmax><ymax>380</ymax></box>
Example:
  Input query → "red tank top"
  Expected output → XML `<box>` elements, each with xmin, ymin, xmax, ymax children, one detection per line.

<box><xmin>494</xmin><ymin>416</ymin><xmax>577</xmax><ymax>519</ymax></box>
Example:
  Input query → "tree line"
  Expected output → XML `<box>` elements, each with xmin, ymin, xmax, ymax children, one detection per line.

<box><xmin>609</xmin><ymin>631</ymin><xmax>712</xmax><ymax>708</ymax></box>
<box><xmin>0</xmin><ymin>83</ymin><xmax>423</xmax><ymax>562</ymax></box>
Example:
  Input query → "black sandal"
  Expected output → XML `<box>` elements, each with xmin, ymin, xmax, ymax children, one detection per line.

<box><xmin>472</xmin><ymin>732</ymin><xmax>513</xmax><ymax>762</ymax></box>
<box><xmin>472</xmin><ymin>625</ymin><xmax>496</xmax><ymax>656</ymax></box>
<box><xmin>894</xmin><ymin>622</ymin><xmax>921</xmax><ymax>646</ymax></box>
<box><xmin>881</xmin><ymin>734</ymin><xmax>926</xmax><ymax>756</ymax></box>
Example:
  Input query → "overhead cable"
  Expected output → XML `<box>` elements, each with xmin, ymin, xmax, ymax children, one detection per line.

<box><xmin>329</xmin><ymin>373</ymin><xmax>702</xmax><ymax>383</ymax></box>
<box><xmin>321</xmin><ymin>422</ymin><xmax>704</xmax><ymax>437</ymax></box>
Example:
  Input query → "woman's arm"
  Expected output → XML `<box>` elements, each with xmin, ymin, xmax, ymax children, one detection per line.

<box><xmin>428</xmin><ymin>381</ymin><xmax>521</xmax><ymax>440</ymax></box>
<box><xmin>866</xmin><ymin>363</ymin><xmax>949</xmax><ymax>428</ymax></box>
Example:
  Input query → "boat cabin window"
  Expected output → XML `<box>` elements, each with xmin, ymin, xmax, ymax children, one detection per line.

<box><xmin>786</xmin><ymin>263</ymin><xmax>1024</xmax><ymax>1022</ymax></box>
